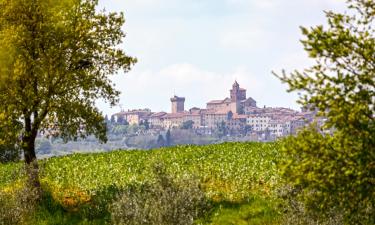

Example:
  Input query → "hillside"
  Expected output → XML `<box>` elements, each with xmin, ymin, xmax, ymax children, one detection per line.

<box><xmin>0</xmin><ymin>142</ymin><xmax>282</xmax><ymax>224</ymax></box>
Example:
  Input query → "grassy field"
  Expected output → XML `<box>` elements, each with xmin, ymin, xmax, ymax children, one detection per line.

<box><xmin>0</xmin><ymin>142</ymin><xmax>282</xmax><ymax>224</ymax></box>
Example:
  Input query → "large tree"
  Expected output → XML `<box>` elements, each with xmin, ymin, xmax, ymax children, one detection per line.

<box><xmin>0</xmin><ymin>0</ymin><xmax>136</xmax><ymax>188</ymax></box>
<box><xmin>276</xmin><ymin>0</ymin><xmax>374</xmax><ymax>223</ymax></box>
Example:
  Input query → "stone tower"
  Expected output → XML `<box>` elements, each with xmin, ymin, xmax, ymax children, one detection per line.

<box><xmin>230</xmin><ymin>81</ymin><xmax>246</xmax><ymax>102</ymax></box>
<box><xmin>170</xmin><ymin>95</ymin><xmax>185</xmax><ymax>113</ymax></box>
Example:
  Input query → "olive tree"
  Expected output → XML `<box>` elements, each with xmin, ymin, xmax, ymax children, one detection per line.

<box><xmin>0</xmin><ymin>0</ymin><xmax>136</xmax><ymax>189</ymax></box>
<box><xmin>275</xmin><ymin>0</ymin><xmax>374</xmax><ymax>224</ymax></box>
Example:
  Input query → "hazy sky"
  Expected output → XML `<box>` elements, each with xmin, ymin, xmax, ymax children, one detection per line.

<box><xmin>97</xmin><ymin>0</ymin><xmax>347</xmax><ymax>116</ymax></box>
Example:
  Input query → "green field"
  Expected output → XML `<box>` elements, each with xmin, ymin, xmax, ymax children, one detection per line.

<box><xmin>0</xmin><ymin>142</ymin><xmax>282</xmax><ymax>224</ymax></box>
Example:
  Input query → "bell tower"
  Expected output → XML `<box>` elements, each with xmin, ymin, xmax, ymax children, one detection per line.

<box><xmin>230</xmin><ymin>81</ymin><xmax>240</xmax><ymax>102</ymax></box>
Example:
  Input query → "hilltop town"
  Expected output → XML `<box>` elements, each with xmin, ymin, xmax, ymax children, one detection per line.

<box><xmin>112</xmin><ymin>81</ymin><xmax>322</xmax><ymax>141</ymax></box>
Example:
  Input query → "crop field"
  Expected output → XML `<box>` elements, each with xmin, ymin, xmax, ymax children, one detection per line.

<box><xmin>0</xmin><ymin>142</ymin><xmax>282</xmax><ymax>224</ymax></box>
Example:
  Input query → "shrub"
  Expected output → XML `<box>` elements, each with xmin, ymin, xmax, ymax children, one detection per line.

<box><xmin>0</xmin><ymin>144</ymin><xmax>20</xmax><ymax>163</ymax></box>
<box><xmin>110</xmin><ymin>163</ymin><xmax>211</xmax><ymax>225</ymax></box>
<box><xmin>0</xmin><ymin>185</ymin><xmax>39</xmax><ymax>225</ymax></box>
<box><xmin>278</xmin><ymin>185</ymin><xmax>344</xmax><ymax>225</ymax></box>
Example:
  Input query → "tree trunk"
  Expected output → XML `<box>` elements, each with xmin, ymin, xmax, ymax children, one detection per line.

<box><xmin>23</xmin><ymin>137</ymin><xmax>40</xmax><ymax>189</ymax></box>
<box><xmin>22</xmin><ymin>116</ymin><xmax>41</xmax><ymax>194</ymax></box>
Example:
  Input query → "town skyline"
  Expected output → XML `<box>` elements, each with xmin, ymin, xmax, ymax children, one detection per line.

<box><xmin>96</xmin><ymin>0</ymin><xmax>347</xmax><ymax>116</ymax></box>
<box><xmin>112</xmin><ymin>80</ymin><xmax>317</xmax><ymax>140</ymax></box>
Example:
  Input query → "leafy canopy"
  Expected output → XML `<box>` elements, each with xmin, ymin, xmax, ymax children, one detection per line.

<box><xmin>276</xmin><ymin>0</ymin><xmax>374</xmax><ymax>224</ymax></box>
<box><xmin>0</xmin><ymin>0</ymin><xmax>136</xmax><ymax>145</ymax></box>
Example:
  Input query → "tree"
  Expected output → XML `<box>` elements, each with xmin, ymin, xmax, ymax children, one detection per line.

<box><xmin>143</xmin><ymin>120</ymin><xmax>150</xmax><ymax>130</ymax></box>
<box><xmin>216</xmin><ymin>121</ymin><xmax>228</xmax><ymax>138</ymax></box>
<box><xmin>111</xmin><ymin>115</ymin><xmax>116</xmax><ymax>124</ymax></box>
<box><xmin>156</xmin><ymin>134</ymin><xmax>165</xmax><ymax>148</ymax></box>
<box><xmin>0</xmin><ymin>0</ymin><xmax>136</xmax><ymax>190</ymax></box>
<box><xmin>181</xmin><ymin>120</ymin><xmax>194</xmax><ymax>130</ymax></box>
<box><xmin>117</xmin><ymin>116</ymin><xmax>124</xmax><ymax>124</ymax></box>
<box><xmin>165</xmin><ymin>129</ymin><xmax>171</xmax><ymax>146</ymax></box>
<box><xmin>275</xmin><ymin>0</ymin><xmax>374</xmax><ymax>223</ymax></box>
<box><xmin>0</xmin><ymin>113</ymin><xmax>22</xmax><ymax>162</ymax></box>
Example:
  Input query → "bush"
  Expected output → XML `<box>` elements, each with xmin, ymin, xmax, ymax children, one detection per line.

<box><xmin>0</xmin><ymin>185</ymin><xmax>39</xmax><ymax>225</ymax></box>
<box><xmin>0</xmin><ymin>144</ymin><xmax>20</xmax><ymax>163</ymax></box>
<box><xmin>277</xmin><ymin>185</ymin><xmax>343</xmax><ymax>225</ymax></box>
<box><xmin>110</xmin><ymin>163</ymin><xmax>211</xmax><ymax>225</ymax></box>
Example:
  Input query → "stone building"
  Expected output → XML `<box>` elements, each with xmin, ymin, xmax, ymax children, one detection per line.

<box><xmin>170</xmin><ymin>95</ymin><xmax>185</xmax><ymax>113</ymax></box>
<box><xmin>246</xmin><ymin>115</ymin><xmax>272</xmax><ymax>132</ymax></box>
<box><xmin>206</xmin><ymin>81</ymin><xmax>257</xmax><ymax>114</ymax></box>
<box><xmin>183</xmin><ymin>113</ymin><xmax>202</xmax><ymax>128</ymax></box>
<box><xmin>161</xmin><ymin>113</ymin><xmax>185</xmax><ymax>128</ymax></box>
<box><xmin>204</xmin><ymin>111</ymin><xmax>228</xmax><ymax>129</ymax></box>
<box><xmin>114</xmin><ymin>109</ymin><xmax>152</xmax><ymax>125</ymax></box>
<box><xmin>230</xmin><ymin>81</ymin><xmax>246</xmax><ymax>102</ymax></box>
<box><xmin>149</xmin><ymin>112</ymin><xmax>167</xmax><ymax>128</ymax></box>
<box><xmin>206</xmin><ymin>98</ymin><xmax>237</xmax><ymax>113</ymax></box>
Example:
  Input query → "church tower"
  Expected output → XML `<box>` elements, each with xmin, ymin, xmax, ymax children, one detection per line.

<box><xmin>230</xmin><ymin>81</ymin><xmax>246</xmax><ymax>102</ymax></box>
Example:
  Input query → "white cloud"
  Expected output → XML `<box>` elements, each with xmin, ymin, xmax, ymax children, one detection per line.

<box><xmin>219</xmin><ymin>29</ymin><xmax>267</xmax><ymax>50</ymax></box>
<box><xmin>96</xmin><ymin>0</ymin><xmax>348</xmax><ymax>115</ymax></box>
<box><xmin>226</xmin><ymin>0</ymin><xmax>280</xmax><ymax>9</ymax></box>
<box><xmin>272</xmin><ymin>51</ymin><xmax>315</xmax><ymax>72</ymax></box>
<box><xmin>99</xmin><ymin>63</ymin><xmax>266</xmax><ymax>115</ymax></box>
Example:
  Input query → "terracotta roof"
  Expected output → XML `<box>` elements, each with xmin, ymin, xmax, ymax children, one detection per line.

<box><xmin>150</xmin><ymin>112</ymin><xmax>167</xmax><ymax>118</ymax></box>
<box><xmin>162</xmin><ymin>113</ymin><xmax>185</xmax><ymax>119</ymax></box>
<box><xmin>207</xmin><ymin>100</ymin><xmax>224</xmax><ymax>104</ymax></box>
<box><xmin>205</xmin><ymin>110</ymin><xmax>228</xmax><ymax>115</ymax></box>
<box><xmin>185</xmin><ymin>113</ymin><xmax>201</xmax><ymax>117</ymax></box>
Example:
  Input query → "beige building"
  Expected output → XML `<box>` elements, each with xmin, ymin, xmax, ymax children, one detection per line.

<box><xmin>206</xmin><ymin>81</ymin><xmax>257</xmax><ymax>114</ymax></box>
<box><xmin>246</xmin><ymin>115</ymin><xmax>272</xmax><ymax>132</ymax></box>
<box><xmin>149</xmin><ymin>112</ymin><xmax>167</xmax><ymax>128</ymax></box>
<box><xmin>161</xmin><ymin>113</ymin><xmax>185</xmax><ymax>128</ymax></box>
<box><xmin>268</xmin><ymin>120</ymin><xmax>291</xmax><ymax>137</ymax></box>
<box><xmin>114</xmin><ymin>109</ymin><xmax>152</xmax><ymax>125</ymax></box>
<box><xmin>204</xmin><ymin>111</ymin><xmax>228</xmax><ymax>129</ymax></box>
<box><xmin>227</xmin><ymin>114</ymin><xmax>247</xmax><ymax>132</ymax></box>
<box><xmin>207</xmin><ymin>98</ymin><xmax>238</xmax><ymax>113</ymax></box>
<box><xmin>183</xmin><ymin>113</ymin><xmax>202</xmax><ymax>128</ymax></box>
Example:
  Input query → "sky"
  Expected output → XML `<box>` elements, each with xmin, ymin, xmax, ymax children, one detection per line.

<box><xmin>97</xmin><ymin>0</ymin><xmax>347</xmax><ymax>116</ymax></box>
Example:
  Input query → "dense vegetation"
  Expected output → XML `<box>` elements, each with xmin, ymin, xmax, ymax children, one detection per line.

<box><xmin>0</xmin><ymin>142</ymin><xmax>281</xmax><ymax>224</ymax></box>
<box><xmin>276</xmin><ymin>0</ymin><xmax>374</xmax><ymax>224</ymax></box>
<box><xmin>0</xmin><ymin>0</ymin><xmax>136</xmax><ymax>191</ymax></box>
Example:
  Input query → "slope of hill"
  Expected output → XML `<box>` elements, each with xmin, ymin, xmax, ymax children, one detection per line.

<box><xmin>0</xmin><ymin>142</ymin><xmax>282</xmax><ymax>224</ymax></box>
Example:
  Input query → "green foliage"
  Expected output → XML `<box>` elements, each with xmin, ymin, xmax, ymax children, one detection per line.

<box><xmin>110</xmin><ymin>163</ymin><xmax>211</xmax><ymax>225</ymax></box>
<box><xmin>276</xmin><ymin>0</ymin><xmax>375</xmax><ymax>224</ymax></box>
<box><xmin>206</xmin><ymin>196</ymin><xmax>279</xmax><ymax>225</ymax></box>
<box><xmin>139</xmin><ymin>120</ymin><xmax>149</xmax><ymax>130</ymax></box>
<box><xmin>216</xmin><ymin>121</ymin><xmax>228</xmax><ymax>138</ymax></box>
<box><xmin>111</xmin><ymin>124</ymin><xmax>129</xmax><ymax>135</ymax></box>
<box><xmin>0</xmin><ymin>113</ymin><xmax>22</xmax><ymax>163</ymax></box>
<box><xmin>181</xmin><ymin>120</ymin><xmax>194</xmax><ymax>129</ymax></box>
<box><xmin>0</xmin><ymin>167</ymin><xmax>39</xmax><ymax>225</ymax></box>
<box><xmin>277</xmin><ymin>185</ymin><xmax>343</xmax><ymax>225</ymax></box>
<box><xmin>0</xmin><ymin>0</ymin><xmax>136</xmax><ymax>165</ymax></box>
<box><xmin>165</xmin><ymin>129</ymin><xmax>171</xmax><ymax>146</ymax></box>
<box><xmin>156</xmin><ymin>134</ymin><xmax>166</xmax><ymax>147</ymax></box>
<box><xmin>0</xmin><ymin>142</ymin><xmax>281</xmax><ymax>224</ymax></box>
<box><xmin>0</xmin><ymin>143</ymin><xmax>20</xmax><ymax>163</ymax></box>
